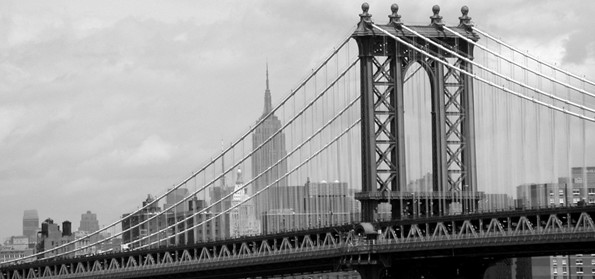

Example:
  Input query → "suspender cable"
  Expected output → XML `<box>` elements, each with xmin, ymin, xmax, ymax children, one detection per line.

<box><xmin>444</xmin><ymin>26</ymin><xmax>595</xmax><ymax>99</ymax></box>
<box><xmin>400</xmin><ymin>25</ymin><xmax>595</xmax><ymax>115</ymax></box>
<box><xmin>0</xmin><ymin>30</ymin><xmax>356</xmax><ymax>265</ymax></box>
<box><xmin>140</xmin><ymin>98</ymin><xmax>361</xmax><ymax>248</ymax></box>
<box><xmin>125</xmin><ymin>57</ymin><xmax>359</xmax><ymax>248</ymax></box>
<box><xmin>154</xmin><ymin>119</ymin><xmax>361</xmax><ymax>246</ymax></box>
<box><xmin>474</xmin><ymin>27</ymin><xmax>595</xmax><ymax>88</ymax></box>
<box><xmin>372</xmin><ymin>24</ymin><xmax>595</xmax><ymax>123</ymax></box>
<box><xmin>32</xmin><ymin>56</ymin><xmax>361</xmax><ymax>262</ymax></box>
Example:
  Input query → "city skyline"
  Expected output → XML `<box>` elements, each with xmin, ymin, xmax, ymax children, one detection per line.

<box><xmin>1</xmin><ymin>0</ymin><xmax>595</xmax><ymax>242</ymax></box>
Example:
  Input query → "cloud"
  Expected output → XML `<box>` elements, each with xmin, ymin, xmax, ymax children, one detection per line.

<box><xmin>124</xmin><ymin>135</ymin><xmax>176</xmax><ymax>166</ymax></box>
<box><xmin>562</xmin><ymin>28</ymin><xmax>595</xmax><ymax>65</ymax></box>
<box><xmin>0</xmin><ymin>0</ymin><xmax>594</xmax><ymax>241</ymax></box>
<box><xmin>0</xmin><ymin>106</ymin><xmax>26</xmax><ymax>143</ymax></box>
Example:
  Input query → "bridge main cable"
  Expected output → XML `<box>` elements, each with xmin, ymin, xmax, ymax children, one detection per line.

<box><xmin>50</xmin><ymin>56</ymin><xmax>360</xmax><ymax>255</ymax></box>
<box><xmin>398</xmin><ymin>24</ymin><xmax>595</xmax><ymax>114</ymax></box>
<box><xmin>441</xmin><ymin>25</ymin><xmax>595</xmax><ymax>100</ymax></box>
<box><xmin>0</xmin><ymin>31</ymin><xmax>356</xmax><ymax>265</ymax></box>
<box><xmin>139</xmin><ymin>104</ymin><xmax>361</xmax><ymax>248</ymax></box>
<box><xmin>474</xmin><ymin>27</ymin><xmax>595</xmax><ymax>88</ymax></box>
<box><xmin>371</xmin><ymin>24</ymin><xmax>595</xmax><ymax>123</ymax></box>
<box><xmin>131</xmin><ymin>61</ymin><xmax>361</xmax><ymax>248</ymax></box>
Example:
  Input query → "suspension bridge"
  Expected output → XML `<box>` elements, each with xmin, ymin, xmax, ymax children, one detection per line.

<box><xmin>2</xmin><ymin>3</ymin><xmax>595</xmax><ymax>278</ymax></box>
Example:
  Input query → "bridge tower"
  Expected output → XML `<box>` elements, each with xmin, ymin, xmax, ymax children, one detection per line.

<box><xmin>353</xmin><ymin>3</ymin><xmax>481</xmax><ymax>222</ymax></box>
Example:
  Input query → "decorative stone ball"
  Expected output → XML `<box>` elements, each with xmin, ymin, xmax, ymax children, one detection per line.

<box><xmin>461</xmin><ymin>6</ymin><xmax>469</xmax><ymax>16</ymax></box>
<box><xmin>362</xmin><ymin>3</ymin><xmax>370</xmax><ymax>13</ymax></box>
<box><xmin>391</xmin><ymin>3</ymin><xmax>399</xmax><ymax>13</ymax></box>
<box><xmin>432</xmin><ymin>5</ymin><xmax>440</xmax><ymax>15</ymax></box>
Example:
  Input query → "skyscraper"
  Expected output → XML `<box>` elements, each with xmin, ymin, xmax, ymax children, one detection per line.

<box><xmin>22</xmin><ymin>209</ymin><xmax>39</xmax><ymax>244</ymax></box>
<box><xmin>251</xmin><ymin>63</ymin><xmax>287</xmax><ymax>219</ymax></box>
<box><xmin>78</xmin><ymin>210</ymin><xmax>100</xmax><ymax>233</ymax></box>
<box><xmin>230</xmin><ymin>168</ymin><xmax>260</xmax><ymax>237</ymax></box>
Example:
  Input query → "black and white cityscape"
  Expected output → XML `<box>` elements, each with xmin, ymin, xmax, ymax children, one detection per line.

<box><xmin>2</xmin><ymin>1</ymin><xmax>595</xmax><ymax>278</ymax></box>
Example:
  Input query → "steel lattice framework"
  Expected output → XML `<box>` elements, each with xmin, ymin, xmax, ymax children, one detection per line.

<box><xmin>353</xmin><ymin>4</ymin><xmax>482</xmax><ymax>221</ymax></box>
<box><xmin>3</xmin><ymin>206</ymin><xmax>595</xmax><ymax>279</ymax></box>
<box><xmin>4</xmin><ymin>3</ymin><xmax>595</xmax><ymax>279</ymax></box>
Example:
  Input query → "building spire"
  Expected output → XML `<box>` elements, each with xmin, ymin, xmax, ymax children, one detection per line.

<box><xmin>263</xmin><ymin>61</ymin><xmax>272</xmax><ymax>116</ymax></box>
<box><xmin>266</xmin><ymin>60</ymin><xmax>270</xmax><ymax>91</ymax></box>
<box><xmin>220</xmin><ymin>139</ymin><xmax>226</xmax><ymax>187</ymax></box>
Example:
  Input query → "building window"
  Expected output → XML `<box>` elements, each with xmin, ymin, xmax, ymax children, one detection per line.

<box><xmin>592</xmin><ymin>259</ymin><xmax>595</xmax><ymax>265</ymax></box>
<box><xmin>577</xmin><ymin>266</ymin><xmax>583</xmax><ymax>274</ymax></box>
<box><xmin>562</xmin><ymin>259</ymin><xmax>567</xmax><ymax>265</ymax></box>
<box><xmin>577</xmin><ymin>259</ymin><xmax>583</xmax><ymax>265</ymax></box>
<box><xmin>563</xmin><ymin>266</ymin><xmax>567</xmax><ymax>273</ymax></box>
<box><xmin>574</xmin><ymin>189</ymin><xmax>581</xmax><ymax>196</ymax></box>
<box><xmin>554</xmin><ymin>267</ymin><xmax>558</xmax><ymax>274</ymax></box>
<box><xmin>589</xmin><ymin>188</ymin><xmax>595</xmax><ymax>195</ymax></box>
<box><xmin>553</xmin><ymin>259</ymin><xmax>557</xmax><ymax>265</ymax></box>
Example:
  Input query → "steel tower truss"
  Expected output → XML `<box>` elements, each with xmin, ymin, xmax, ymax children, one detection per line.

<box><xmin>353</xmin><ymin>4</ymin><xmax>482</xmax><ymax>222</ymax></box>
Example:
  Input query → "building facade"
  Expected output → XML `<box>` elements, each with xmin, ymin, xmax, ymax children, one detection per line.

<box><xmin>513</xmin><ymin>167</ymin><xmax>595</xmax><ymax>279</ymax></box>
<box><xmin>36</xmin><ymin>219</ymin><xmax>75</xmax><ymax>259</ymax></box>
<box><xmin>261</xmin><ymin>180</ymin><xmax>356</xmax><ymax>233</ymax></box>
<box><xmin>230</xmin><ymin>168</ymin><xmax>261</xmax><ymax>237</ymax></box>
<box><xmin>22</xmin><ymin>209</ymin><xmax>39</xmax><ymax>245</ymax></box>
<box><xmin>78</xmin><ymin>210</ymin><xmax>100</xmax><ymax>233</ymax></box>
<box><xmin>251</xmin><ymin>64</ymin><xmax>288</xmax><ymax>219</ymax></box>
<box><xmin>121</xmin><ymin>195</ymin><xmax>168</xmax><ymax>249</ymax></box>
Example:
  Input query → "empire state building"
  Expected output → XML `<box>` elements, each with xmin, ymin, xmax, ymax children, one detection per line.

<box><xmin>251</xmin><ymin>64</ymin><xmax>288</xmax><ymax>219</ymax></box>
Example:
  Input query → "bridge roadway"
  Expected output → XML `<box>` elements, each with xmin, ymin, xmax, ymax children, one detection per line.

<box><xmin>3</xmin><ymin>206</ymin><xmax>595</xmax><ymax>279</ymax></box>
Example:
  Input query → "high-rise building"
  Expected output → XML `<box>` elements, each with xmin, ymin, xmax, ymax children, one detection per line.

<box><xmin>78</xmin><ymin>210</ymin><xmax>100</xmax><ymax>233</ymax></box>
<box><xmin>164</xmin><ymin>188</ymin><xmax>190</xmax><ymax>214</ymax></box>
<box><xmin>571</xmin><ymin>166</ymin><xmax>595</xmax><ymax>204</ymax></box>
<box><xmin>261</xmin><ymin>180</ymin><xmax>356</xmax><ymax>233</ymax></box>
<box><xmin>22</xmin><ymin>209</ymin><xmax>39</xmax><ymax>244</ymax></box>
<box><xmin>513</xmin><ymin>254</ymin><xmax>595</xmax><ymax>279</ymax></box>
<box><xmin>516</xmin><ymin>183</ymin><xmax>559</xmax><ymax>208</ymax></box>
<box><xmin>121</xmin><ymin>195</ymin><xmax>168</xmax><ymax>249</ymax></box>
<box><xmin>479</xmin><ymin>194</ymin><xmax>514</xmax><ymax>211</ymax></box>
<box><xmin>513</xmin><ymin>168</ymin><xmax>595</xmax><ymax>279</ymax></box>
<box><xmin>209</xmin><ymin>165</ymin><xmax>233</xmax><ymax>240</ymax></box>
<box><xmin>230</xmin><ymin>168</ymin><xmax>260</xmax><ymax>237</ymax></box>
<box><xmin>36</xmin><ymin>218</ymin><xmax>74</xmax><ymax>259</ymax></box>
<box><xmin>251</xmin><ymin>64</ymin><xmax>288</xmax><ymax>219</ymax></box>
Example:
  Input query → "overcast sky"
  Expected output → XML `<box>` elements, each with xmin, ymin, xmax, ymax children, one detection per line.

<box><xmin>1</xmin><ymin>0</ymin><xmax>594</xmax><ymax>241</ymax></box>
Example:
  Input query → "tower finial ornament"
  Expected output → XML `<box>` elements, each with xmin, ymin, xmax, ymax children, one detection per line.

<box><xmin>458</xmin><ymin>6</ymin><xmax>474</xmax><ymax>30</ymax></box>
<box><xmin>430</xmin><ymin>5</ymin><xmax>444</xmax><ymax>30</ymax></box>
<box><xmin>388</xmin><ymin>4</ymin><xmax>402</xmax><ymax>30</ymax></box>
<box><xmin>355</xmin><ymin>3</ymin><xmax>374</xmax><ymax>34</ymax></box>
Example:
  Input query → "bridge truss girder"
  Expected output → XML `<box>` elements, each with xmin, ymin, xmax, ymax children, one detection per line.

<box><xmin>3</xmin><ymin>207</ymin><xmax>595</xmax><ymax>279</ymax></box>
